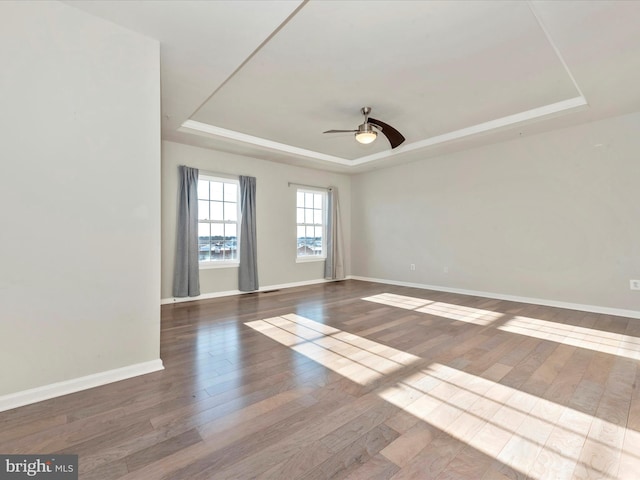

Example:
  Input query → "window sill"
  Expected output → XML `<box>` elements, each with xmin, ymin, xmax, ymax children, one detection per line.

<box><xmin>199</xmin><ymin>262</ymin><xmax>239</xmax><ymax>270</ymax></box>
<box><xmin>296</xmin><ymin>256</ymin><xmax>326</xmax><ymax>264</ymax></box>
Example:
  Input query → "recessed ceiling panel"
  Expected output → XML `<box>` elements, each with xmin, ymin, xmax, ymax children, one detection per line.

<box><xmin>191</xmin><ymin>0</ymin><xmax>580</xmax><ymax>160</ymax></box>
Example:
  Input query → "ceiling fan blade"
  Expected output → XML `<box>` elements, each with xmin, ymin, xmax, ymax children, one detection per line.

<box><xmin>368</xmin><ymin>118</ymin><xmax>405</xmax><ymax>149</ymax></box>
<box><xmin>323</xmin><ymin>129</ymin><xmax>358</xmax><ymax>134</ymax></box>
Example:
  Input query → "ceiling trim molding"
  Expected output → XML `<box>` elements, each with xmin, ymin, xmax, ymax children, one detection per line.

<box><xmin>187</xmin><ymin>0</ymin><xmax>309</xmax><ymax>122</ymax></box>
<box><xmin>181</xmin><ymin>95</ymin><xmax>588</xmax><ymax>169</ymax></box>
<box><xmin>350</xmin><ymin>96</ymin><xmax>589</xmax><ymax>166</ymax></box>
<box><xmin>179</xmin><ymin>120</ymin><xmax>353</xmax><ymax>166</ymax></box>
<box><xmin>527</xmin><ymin>0</ymin><xmax>585</xmax><ymax>98</ymax></box>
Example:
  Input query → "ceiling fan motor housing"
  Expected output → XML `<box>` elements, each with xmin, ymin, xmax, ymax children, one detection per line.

<box><xmin>355</xmin><ymin>122</ymin><xmax>378</xmax><ymax>144</ymax></box>
<box><xmin>358</xmin><ymin>123</ymin><xmax>378</xmax><ymax>134</ymax></box>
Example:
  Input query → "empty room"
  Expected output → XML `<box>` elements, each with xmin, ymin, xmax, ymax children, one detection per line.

<box><xmin>1</xmin><ymin>1</ymin><xmax>639</xmax><ymax>479</ymax></box>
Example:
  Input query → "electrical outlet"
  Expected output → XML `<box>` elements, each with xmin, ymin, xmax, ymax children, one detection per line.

<box><xmin>410</xmin><ymin>264</ymin><xmax>416</xmax><ymax>271</ymax></box>
<box><xmin>631</xmin><ymin>279</ymin><xmax>640</xmax><ymax>290</ymax></box>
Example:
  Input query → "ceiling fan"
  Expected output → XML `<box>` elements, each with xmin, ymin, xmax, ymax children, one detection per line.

<box><xmin>323</xmin><ymin>107</ymin><xmax>405</xmax><ymax>149</ymax></box>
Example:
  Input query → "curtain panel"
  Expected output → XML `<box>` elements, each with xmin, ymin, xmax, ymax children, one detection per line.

<box><xmin>173</xmin><ymin>166</ymin><xmax>200</xmax><ymax>297</ymax></box>
<box><xmin>239</xmin><ymin>175</ymin><xmax>259</xmax><ymax>291</ymax></box>
<box><xmin>324</xmin><ymin>186</ymin><xmax>345</xmax><ymax>280</ymax></box>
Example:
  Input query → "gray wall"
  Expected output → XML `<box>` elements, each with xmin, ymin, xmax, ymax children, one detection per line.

<box><xmin>0</xmin><ymin>2</ymin><xmax>161</xmax><ymax>396</ymax></box>
<box><xmin>162</xmin><ymin>141</ymin><xmax>351</xmax><ymax>300</ymax></box>
<box><xmin>351</xmin><ymin>112</ymin><xmax>640</xmax><ymax>313</ymax></box>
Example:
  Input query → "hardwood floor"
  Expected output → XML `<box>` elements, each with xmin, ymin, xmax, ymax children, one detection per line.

<box><xmin>1</xmin><ymin>280</ymin><xmax>639</xmax><ymax>479</ymax></box>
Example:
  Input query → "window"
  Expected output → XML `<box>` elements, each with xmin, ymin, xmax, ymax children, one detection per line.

<box><xmin>198</xmin><ymin>175</ymin><xmax>239</xmax><ymax>266</ymax></box>
<box><xmin>296</xmin><ymin>189</ymin><xmax>326</xmax><ymax>260</ymax></box>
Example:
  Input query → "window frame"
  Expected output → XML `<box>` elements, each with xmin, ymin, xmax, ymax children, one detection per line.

<box><xmin>197</xmin><ymin>174</ymin><xmax>240</xmax><ymax>269</ymax></box>
<box><xmin>296</xmin><ymin>187</ymin><xmax>327</xmax><ymax>263</ymax></box>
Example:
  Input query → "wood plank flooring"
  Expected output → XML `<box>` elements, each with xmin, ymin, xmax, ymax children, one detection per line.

<box><xmin>1</xmin><ymin>280</ymin><xmax>639</xmax><ymax>479</ymax></box>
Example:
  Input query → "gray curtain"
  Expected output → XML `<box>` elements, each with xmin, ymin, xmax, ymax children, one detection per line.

<box><xmin>173</xmin><ymin>166</ymin><xmax>200</xmax><ymax>297</ymax></box>
<box><xmin>324</xmin><ymin>186</ymin><xmax>345</xmax><ymax>280</ymax></box>
<box><xmin>239</xmin><ymin>176</ymin><xmax>259</xmax><ymax>291</ymax></box>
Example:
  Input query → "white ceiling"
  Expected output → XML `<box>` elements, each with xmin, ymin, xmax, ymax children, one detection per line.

<box><xmin>65</xmin><ymin>0</ymin><xmax>640</xmax><ymax>173</ymax></box>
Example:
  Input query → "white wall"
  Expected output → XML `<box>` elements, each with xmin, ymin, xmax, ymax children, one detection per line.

<box><xmin>352</xmin><ymin>112</ymin><xmax>640</xmax><ymax>314</ymax></box>
<box><xmin>162</xmin><ymin>141</ymin><xmax>351</xmax><ymax>300</ymax></box>
<box><xmin>0</xmin><ymin>2</ymin><xmax>162</xmax><ymax>398</ymax></box>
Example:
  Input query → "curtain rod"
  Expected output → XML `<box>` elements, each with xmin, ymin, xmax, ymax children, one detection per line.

<box><xmin>288</xmin><ymin>182</ymin><xmax>330</xmax><ymax>191</ymax></box>
<box><xmin>198</xmin><ymin>169</ymin><xmax>239</xmax><ymax>181</ymax></box>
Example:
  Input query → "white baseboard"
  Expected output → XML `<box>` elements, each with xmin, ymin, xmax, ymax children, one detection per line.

<box><xmin>0</xmin><ymin>359</ymin><xmax>164</xmax><ymax>413</ymax></box>
<box><xmin>350</xmin><ymin>276</ymin><xmax>640</xmax><ymax>320</ymax></box>
<box><xmin>164</xmin><ymin>274</ymin><xmax>640</xmax><ymax>319</ymax></box>
<box><xmin>161</xmin><ymin>289</ymin><xmax>243</xmax><ymax>304</ymax></box>
<box><xmin>161</xmin><ymin>277</ymin><xmax>343</xmax><ymax>305</ymax></box>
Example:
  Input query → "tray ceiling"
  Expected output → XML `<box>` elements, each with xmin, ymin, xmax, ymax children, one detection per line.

<box><xmin>65</xmin><ymin>0</ymin><xmax>640</xmax><ymax>173</ymax></box>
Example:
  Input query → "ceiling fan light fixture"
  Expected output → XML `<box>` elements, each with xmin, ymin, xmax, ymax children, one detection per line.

<box><xmin>324</xmin><ymin>107</ymin><xmax>405</xmax><ymax>149</ymax></box>
<box><xmin>355</xmin><ymin>130</ymin><xmax>377</xmax><ymax>144</ymax></box>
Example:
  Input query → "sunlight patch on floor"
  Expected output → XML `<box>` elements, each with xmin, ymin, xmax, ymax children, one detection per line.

<box><xmin>362</xmin><ymin>293</ymin><xmax>502</xmax><ymax>326</ymax></box>
<box><xmin>246</xmin><ymin>313</ymin><xmax>640</xmax><ymax>479</ymax></box>
<box><xmin>498</xmin><ymin>316</ymin><xmax>640</xmax><ymax>360</ymax></box>
<box><xmin>414</xmin><ymin>301</ymin><xmax>503</xmax><ymax>326</ymax></box>
<box><xmin>379</xmin><ymin>362</ymin><xmax>638</xmax><ymax>479</ymax></box>
<box><xmin>362</xmin><ymin>293</ymin><xmax>640</xmax><ymax>360</ymax></box>
<box><xmin>245</xmin><ymin>313</ymin><xmax>422</xmax><ymax>386</ymax></box>
<box><xmin>362</xmin><ymin>293</ymin><xmax>432</xmax><ymax>310</ymax></box>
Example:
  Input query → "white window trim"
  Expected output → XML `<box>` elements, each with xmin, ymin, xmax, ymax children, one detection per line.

<box><xmin>199</xmin><ymin>261</ymin><xmax>239</xmax><ymax>270</ymax></box>
<box><xmin>296</xmin><ymin>256</ymin><xmax>326</xmax><ymax>264</ymax></box>
<box><xmin>198</xmin><ymin>174</ymin><xmax>241</xmax><ymax>268</ymax></box>
<box><xmin>296</xmin><ymin>187</ymin><xmax>327</xmax><ymax>261</ymax></box>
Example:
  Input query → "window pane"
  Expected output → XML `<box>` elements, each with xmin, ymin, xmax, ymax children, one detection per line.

<box><xmin>211</xmin><ymin>201</ymin><xmax>223</xmax><ymax>220</ymax></box>
<box><xmin>224</xmin><ymin>183</ymin><xmax>237</xmax><ymax>202</ymax></box>
<box><xmin>198</xmin><ymin>223</ymin><xmax>211</xmax><ymax>261</ymax></box>
<box><xmin>210</xmin><ymin>224</ymin><xmax>223</xmax><ymax>259</ymax></box>
<box><xmin>218</xmin><ymin>222</ymin><xmax>233</xmax><ymax>261</ymax></box>
<box><xmin>199</xmin><ymin>246</ymin><xmax>210</xmax><ymax>262</ymax></box>
<box><xmin>314</xmin><ymin>209</ymin><xmax>322</xmax><ymax>225</ymax></box>
<box><xmin>198</xmin><ymin>200</ymin><xmax>209</xmax><ymax>220</ymax></box>
<box><xmin>226</xmin><ymin>223</ymin><xmax>238</xmax><ymax>260</ymax></box>
<box><xmin>210</xmin><ymin>181</ymin><xmax>223</xmax><ymax>201</ymax></box>
<box><xmin>225</xmin><ymin>242</ymin><xmax>236</xmax><ymax>260</ymax></box>
<box><xmin>231</xmin><ymin>240</ymin><xmax>238</xmax><ymax>260</ymax></box>
<box><xmin>221</xmin><ymin>242</ymin><xmax>230</xmax><ymax>260</ymax></box>
<box><xmin>198</xmin><ymin>222</ymin><xmax>210</xmax><ymax>240</ymax></box>
<box><xmin>225</xmin><ymin>202</ymin><xmax>237</xmax><ymax>221</ymax></box>
<box><xmin>297</xmin><ymin>208</ymin><xmax>305</xmax><ymax>223</ymax></box>
<box><xmin>314</xmin><ymin>194</ymin><xmax>322</xmax><ymax>209</ymax></box>
<box><xmin>211</xmin><ymin>223</ymin><xmax>224</xmax><ymax>238</ymax></box>
<box><xmin>198</xmin><ymin>180</ymin><xmax>209</xmax><ymax>200</ymax></box>
<box><xmin>305</xmin><ymin>208</ymin><xmax>313</xmax><ymax>224</ymax></box>
<box><xmin>314</xmin><ymin>226</ymin><xmax>323</xmax><ymax>240</ymax></box>
<box><xmin>297</xmin><ymin>191</ymin><xmax>304</xmax><ymax>207</ymax></box>
<box><xmin>298</xmin><ymin>225</ymin><xmax>309</xmax><ymax>256</ymax></box>
<box><xmin>305</xmin><ymin>193</ymin><xmax>314</xmax><ymax>207</ymax></box>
